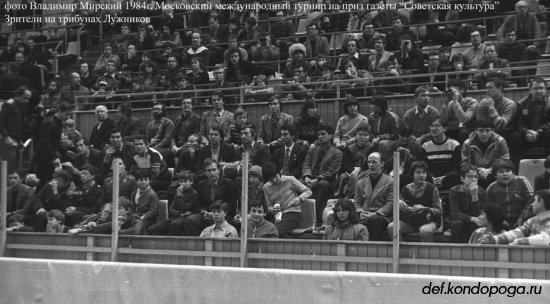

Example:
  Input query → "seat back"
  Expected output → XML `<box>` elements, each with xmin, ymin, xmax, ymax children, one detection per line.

<box><xmin>157</xmin><ymin>200</ymin><xmax>169</xmax><ymax>222</ymax></box>
<box><xmin>518</xmin><ymin>159</ymin><xmax>545</xmax><ymax>189</ymax></box>
<box><xmin>290</xmin><ymin>199</ymin><xmax>316</xmax><ymax>234</ymax></box>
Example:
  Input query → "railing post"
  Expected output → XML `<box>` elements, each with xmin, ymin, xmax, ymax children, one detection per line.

<box><xmin>392</xmin><ymin>151</ymin><xmax>400</xmax><ymax>273</ymax></box>
<box><xmin>240</xmin><ymin>152</ymin><xmax>249</xmax><ymax>268</ymax></box>
<box><xmin>0</xmin><ymin>160</ymin><xmax>8</xmax><ymax>257</ymax></box>
<box><xmin>110</xmin><ymin>158</ymin><xmax>120</xmax><ymax>262</ymax></box>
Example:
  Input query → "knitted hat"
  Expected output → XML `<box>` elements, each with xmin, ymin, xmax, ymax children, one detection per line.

<box><xmin>288</xmin><ymin>43</ymin><xmax>306</xmax><ymax>57</ymax></box>
<box><xmin>249</xmin><ymin>165</ymin><xmax>263</xmax><ymax>182</ymax></box>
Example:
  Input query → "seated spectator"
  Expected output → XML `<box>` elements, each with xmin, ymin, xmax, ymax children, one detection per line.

<box><xmin>72</xmin><ymin>137</ymin><xmax>103</xmax><ymax>174</ymax></box>
<box><xmin>141</xmin><ymin>62</ymin><xmax>161</xmax><ymax>92</ymax></box>
<box><xmin>270</xmin><ymin>9</ymin><xmax>296</xmax><ymax>58</ymax></box>
<box><xmin>79</xmin><ymin>62</ymin><xmax>97</xmax><ymax>90</ymax></box>
<box><xmin>247</xmin><ymin>201</ymin><xmax>279</xmax><ymax>238</ymax></box>
<box><xmin>202</xmin><ymin>126</ymin><xmax>236</xmax><ymax>164</ymax></box>
<box><xmin>447</xmin><ymin>53</ymin><xmax>471</xmax><ymax>85</ymax></box>
<box><xmin>237</xmin><ymin>124</ymin><xmax>272</xmax><ymax>168</ymax></box>
<box><xmin>324</xmin><ymin>198</ymin><xmax>369</xmax><ymax>241</ymax></box>
<box><xmin>114</xmin><ymin>103</ymin><xmax>142</xmax><ymax>141</ymax></box>
<box><xmin>480</xmin><ymin>189</ymin><xmax>550</xmax><ymax>245</ymax></box>
<box><xmin>374</xmin><ymin>55</ymin><xmax>411</xmax><ymax>95</ymax></box>
<box><xmin>196</xmin><ymin>159</ymin><xmax>239</xmax><ymax>222</ymax></box>
<box><xmin>497</xmin><ymin>29</ymin><xmax>537</xmax><ymax>87</ymax></box>
<box><xmin>46</xmin><ymin>209</ymin><xmax>68</xmax><ymax>233</ymax></box>
<box><xmin>223</xmin><ymin>34</ymin><xmax>248</xmax><ymax>66</ymax></box>
<box><xmin>402</xmin><ymin>86</ymin><xmax>441</xmax><ymax>142</ymax></box>
<box><xmin>474</xmin><ymin>78</ymin><xmax>516</xmax><ymax>134</ymax></box>
<box><xmin>121</xmin><ymin>44</ymin><xmax>140</xmax><ymax>73</ymax></box>
<box><xmin>199</xmin><ymin>200</ymin><xmax>239</xmax><ymax>238</ymax></box>
<box><xmin>284</xmin><ymin>43</ymin><xmax>309</xmax><ymax>80</ymax></box>
<box><xmin>245</xmin><ymin>166</ymin><xmax>269</xmax><ymax>223</ymax></box>
<box><xmin>463</xmin><ymin>31</ymin><xmax>486</xmax><ymax>70</ymax></box>
<box><xmin>163</xmin><ymin>55</ymin><xmax>184</xmax><ymax>80</ymax></box>
<box><xmin>185</xmin><ymin>57</ymin><xmax>209</xmax><ymax>86</ymax></box>
<box><xmin>130</xmin><ymin>135</ymin><xmax>171</xmax><ymax>192</ymax></box>
<box><xmin>91</xmin><ymin>197</ymin><xmax>145</xmax><ymax>235</ymax></box>
<box><xmin>228</xmin><ymin>108</ymin><xmax>249</xmax><ymax>146</ymax></box>
<box><xmin>293</xmin><ymin>99</ymin><xmax>325</xmax><ymax>147</ymax></box>
<box><xmin>334</xmin><ymin>95</ymin><xmax>369</xmax><ymax>150</ymax></box>
<box><xmin>496</xmin><ymin>0</ymin><xmax>542</xmax><ymax>49</ymax></box>
<box><xmin>310</xmin><ymin>55</ymin><xmax>334</xmax><ymax>81</ymax></box>
<box><xmin>284</xmin><ymin>65</ymin><xmax>314</xmax><ymax>101</ymax></box>
<box><xmin>155</xmin><ymin>43</ymin><xmax>180</xmax><ymax>70</ymax></box>
<box><xmin>444</xmin><ymin>79</ymin><xmax>478</xmax><ymax>142</ymax></box>
<box><xmin>272</xmin><ymin>125</ymin><xmax>306</xmax><ymax>180</ymax></box>
<box><xmin>183</xmin><ymin>32</ymin><xmax>209</xmax><ymax>67</ymax></box>
<box><xmin>438</xmin><ymin>46</ymin><xmax>452</xmax><ymax>70</ymax></box>
<box><xmin>304</xmin><ymin>22</ymin><xmax>329</xmax><ymax>59</ymax></box>
<box><xmin>339</xmin><ymin>61</ymin><xmax>374</xmax><ymax>98</ymax></box>
<box><xmin>65</xmin><ymin>165</ymin><xmax>103</xmax><ymax>227</ymax></box>
<box><xmin>368</xmin><ymin>95</ymin><xmax>399</xmax><ymax>161</ymax></box>
<box><xmin>225</xmin><ymin>48</ymin><xmax>273</xmax><ymax>84</ymax></box>
<box><xmin>420</xmin><ymin>118</ymin><xmax>462</xmax><ymax>190</ymax></box>
<box><xmin>473</xmin><ymin>44</ymin><xmax>511</xmax><ymax>88</ymax></box>
<box><xmin>60</xmin><ymin>73</ymin><xmax>91</xmax><ymax>110</ymax></box>
<box><xmin>258</xmin><ymin>96</ymin><xmax>294</xmax><ymax>151</ymax></box>
<box><xmin>510</xmin><ymin>77</ymin><xmax>550</xmax><ymax>165</ymax></box>
<box><xmin>249</xmin><ymin>34</ymin><xmax>280</xmax><ymax>71</ymax></box>
<box><xmin>263</xmin><ymin>163</ymin><xmax>312</xmax><ymax>238</ymax></box>
<box><xmin>387</xmin><ymin>161</ymin><xmax>442</xmax><ymax>242</ymax></box>
<box><xmin>95</xmin><ymin>60</ymin><xmax>123</xmax><ymax>93</ymax></box>
<box><xmin>461</xmin><ymin>120</ymin><xmax>510</xmax><ymax>188</ymax></box>
<box><xmin>102</xmin><ymin>159</ymin><xmax>137</xmax><ymax>204</ymax></box>
<box><xmin>357</xmin><ymin>22</ymin><xmax>381</xmax><ymax>51</ymax></box>
<box><xmin>417</xmin><ymin>52</ymin><xmax>450</xmax><ymax>91</ymax></box>
<box><xmin>486</xmin><ymin>159</ymin><xmax>533</xmax><ymax>229</ymax></box>
<box><xmin>210</xmin><ymin>66</ymin><xmax>238</xmax><ymax>104</ymax></box>
<box><xmin>167</xmin><ymin>75</ymin><xmax>194</xmax><ymax>106</ymax></box>
<box><xmin>40</xmin><ymin>80</ymin><xmax>62</xmax><ymax>112</ymax></box>
<box><xmin>199</xmin><ymin>92</ymin><xmax>235</xmax><ymax>139</ymax></box>
<box><xmin>175</xmin><ymin>134</ymin><xmax>205</xmax><ymax>174</ymax></box>
<box><xmin>155</xmin><ymin>24</ymin><xmax>182</xmax><ymax>49</ymax></box>
<box><xmin>341</xmin><ymin>126</ymin><xmax>373</xmax><ymax>174</ymax></box>
<box><xmin>146</xmin><ymin>103</ymin><xmax>174</xmax><ymax>157</ymax></box>
<box><xmin>94</xmin><ymin>43</ymin><xmax>121</xmax><ymax>74</ymax></box>
<box><xmin>395</xmin><ymin>35</ymin><xmax>423</xmax><ymax>72</ymax></box>
<box><xmin>385</xmin><ymin>15</ymin><xmax>416</xmax><ymax>52</ymax></box>
<box><xmin>354</xmin><ymin>152</ymin><xmax>394</xmax><ymax>241</ymax></box>
<box><xmin>130</xmin><ymin>170</ymin><xmax>159</xmax><ymax>229</ymax></box>
<box><xmin>102</xmin><ymin>128</ymin><xmax>135</xmax><ymax>173</ymax></box>
<box><xmin>468</xmin><ymin>203</ymin><xmax>507</xmax><ymax>244</ymax></box>
<box><xmin>132</xmin><ymin>24</ymin><xmax>155</xmax><ymax>51</ymax></box>
<box><xmin>534</xmin><ymin>155</ymin><xmax>550</xmax><ymax>191</ymax></box>
<box><xmin>337</xmin><ymin>38</ymin><xmax>368</xmax><ymax>71</ymax></box>
<box><xmin>238</xmin><ymin>17</ymin><xmax>265</xmax><ymax>51</ymax></box>
<box><xmin>303</xmin><ymin>125</ymin><xmax>343</xmax><ymax>228</ymax></box>
<box><xmin>366</xmin><ymin>36</ymin><xmax>392</xmax><ymax>73</ymax></box>
<box><xmin>244</xmin><ymin>75</ymin><xmax>274</xmax><ymax>104</ymax></box>
<box><xmin>450</xmin><ymin>164</ymin><xmax>487</xmax><ymax>243</ymax></box>
<box><xmin>171</xmin><ymin>97</ymin><xmax>201</xmax><ymax>157</ymax></box>
<box><xmin>6</xmin><ymin>170</ymin><xmax>35</xmax><ymax>226</ymax></box>
<box><xmin>147</xmin><ymin>171</ymin><xmax>199</xmax><ymax>236</ymax></box>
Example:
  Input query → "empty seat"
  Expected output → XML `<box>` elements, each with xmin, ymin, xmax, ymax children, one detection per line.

<box><xmin>290</xmin><ymin>199</ymin><xmax>316</xmax><ymax>234</ymax></box>
<box><xmin>157</xmin><ymin>200</ymin><xmax>169</xmax><ymax>222</ymax></box>
<box><xmin>518</xmin><ymin>159</ymin><xmax>546</xmax><ymax>189</ymax></box>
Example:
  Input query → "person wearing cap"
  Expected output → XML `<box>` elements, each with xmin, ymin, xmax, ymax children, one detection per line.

<box><xmin>284</xmin><ymin>43</ymin><xmax>309</xmax><ymax>79</ymax></box>
<box><xmin>334</xmin><ymin>95</ymin><xmax>369</xmax><ymax>150</ymax></box>
<box><xmin>246</xmin><ymin>165</ymin><xmax>271</xmax><ymax>222</ymax></box>
<box><xmin>497</xmin><ymin>0</ymin><xmax>542</xmax><ymax>48</ymax></box>
<box><xmin>461</xmin><ymin>119</ymin><xmax>510</xmax><ymax>189</ymax></box>
<box><xmin>263</xmin><ymin>162</ymin><xmax>312</xmax><ymax>238</ymax></box>
<box><xmin>463</xmin><ymin>31</ymin><xmax>486</xmax><ymax>70</ymax></box>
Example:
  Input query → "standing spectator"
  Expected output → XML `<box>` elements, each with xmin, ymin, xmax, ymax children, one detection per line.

<box><xmin>199</xmin><ymin>92</ymin><xmax>235</xmax><ymax>140</ymax></box>
<box><xmin>0</xmin><ymin>86</ymin><xmax>31</xmax><ymax>171</ymax></box>
<box><xmin>114</xmin><ymin>103</ymin><xmax>142</xmax><ymax>141</ymax></box>
<box><xmin>304</xmin><ymin>23</ymin><xmax>329</xmax><ymax>59</ymax></box>
<box><xmin>171</xmin><ymin>97</ymin><xmax>201</xmax><ymax>157</ymax></box>
<box><xmin>368</xmin><ymin>95</ymin><xmax>399</xmax><ymax>161</ymax></box>
<box><xmin>302</xmin><ymin>125</ymin><xmax>343</xmax><ymax>228</ymax></box>
<box><xmin>334</xmin><ymin>95</ymin><xmax>369</xmax><ymax>150</ymax></box>
<box><xmin>402</xmin><ymin>86</ymin><xmax>441</xmax><ymax>142</ymax></box>
<box><xmin>258</xmin><ymin>96</ymin><xmax>294</xmax><ymax>151</ymax></box>
<box><xmin>89</xmin><ymin>105</ymin><xmax>115</xmax><ymax>150</ymax></box>
<box><xmin>60</xmin><ymin>72</ymin><xmax>91</xmax><ymax>110</ymax></box>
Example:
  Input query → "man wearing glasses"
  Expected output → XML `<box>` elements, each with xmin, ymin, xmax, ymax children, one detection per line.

<box><xmin>0</xmin><ymin>86</ymin><xmax>31</xmax><ymax>170</ymax></box>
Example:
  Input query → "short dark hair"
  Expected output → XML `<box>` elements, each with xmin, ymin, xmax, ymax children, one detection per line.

<box><xmin>133</xmin><ymin>135</ymin><xmax>147</xmax><ymax>144</ymax></box>
<box><xmin>460</xmin><ymin>164</ymin><xmax>478</xmax><ymax>178</ymax></box>
<box><xmin>210</xmin><ymin>200</ymin><xmax>229</xmax><ymax>212</ymax></box>
<box><xmin>371</xmin><ymin>94</ymin><xmax>388</xmax><ymax>112</ymax></box>
<box><xmin>316</xmin><ymin>124</ymin><xmax>334</xmax><ymax>135</ymax></box>
<box><xmin>209</xmin><ymin>126</ymin><xmax>225</xmax><ymax>139</ymax></box>
<box><xmin>414</xmin><ymin>86</ymin><xmax>430</xmax><ymax>97</ymax></box>
<box><xmin>398</xmin><ymin>125</ymin><xmax>412</xmax><ymax>137</ymax></box>
<box><xmin>57</xmin><ymin>102</ymin><xmax>74</xmax><ymax>112</ymax></box>
<box><xmin>119</xmin><ymin>197</ymin><xmax>132</xmax><ymax>211</ymax></box>
<box><xmin>134</xmin><ymin>169</ymin><xmax>151</xmax><ymax>180</ymax></box>
<box><xmin>203</xmin><ymin>158</ymin><xmax>218</xmax><ymax>170</ymax></box>
<box><xmin>81</xmin><ymin>164</ymin><xmax>98</xmax><ymax>176</ymax></box>
<box><xmin>492</xmin><ymin>158</ymin><xmax>515</xmax><ymax>173</ymax></box>
<box><xmin>483</xmin><ymin>203</ymin><xmax>506</xmax><ymax>232</ymax></box>
<box><xmin>262</xmin><ymin>162</ymin><xmax>278</xmax><ymax>181</ymax></box>
<box><xmin>240</xmin><ymin>124</ymin><xmax>257</xmax><ymax>137</ymax></box>
<box><xmin>248</xmin><ymin>201</ymin><xmax>267</xmax><ymax>213</ymax></box>
<box><xmin>47</xmin><ymin>209</ymin><xmax>65</xmax><ymax>222</ymax></box>
<box><xmin>529</xmin><ymin>77</ymin><xmax>547</xmax><ymax>89</ymax></box>
<box><xmin>476</xmin><ymin>119</ymin><xmax>493</xmax><ymax>129</ymax></box>
<box><xmin>486</xmin><ymin>77</ymin><xmax>507</xmax><ymax>89</ymax></box>
<box><xmin>118</xmin><ymin>103</ymin><xmax>132</xmax><ymax>117</ymax></box>
<box><xmin>280</xmin><ymin>124</ymin><xmax>295</xmax><ymax>136</ymax></box>
<box><xmin>356</xmin><ymin>125</ymin><xmax>370</xmax><ymax>135</ymax></box>
<box><xmin>447</xmin><ymin>79</ymin><xmax>467</xmax><ymax>92</ymax></box>
<box><xmin>343</xmin><ymin>94</ymin><xmax>359</xmax><ymax>115</ymax></box>
<box><xmin>409</xmin><ymin>161</ymin><xmax>429</xmax><ymax>177</ymax></box>
<box><xmin>177</xmin><ymin>171</ymin><xmax>195</xmax><ymax>181</ymax></box>
<box><xmin>110</xmin><ymin>128</ymin><xmax>122</xmax><ymax>136</ymax></box>
<box><xmin>535</xmin><ymin>189</ymin><xmax>550</xmax><ymax>210</ymax></box>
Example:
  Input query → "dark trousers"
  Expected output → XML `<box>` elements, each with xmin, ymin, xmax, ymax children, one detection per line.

<box><xmin>451</xmin><ymin>219</ymin><xmax>479</xmax><ymax>243</ymax></box>
<box><xmin>276</xmin><ymin>212</ymin><xmax>302</xmax><ymax>239</ymax></box>
<box><xmin>360</xmin><ymin>214</ymin><xmax>390</xmax><ymax>241</ymax></box>
<box><xmin>509</xmin><ymin>130</ymin><xmax>550</xmax><ymax>166</ymax></box>
<box><xmin>312</xmin><ymin>180</ymin><xmax>332</xmax><ymax>226</ymax></box>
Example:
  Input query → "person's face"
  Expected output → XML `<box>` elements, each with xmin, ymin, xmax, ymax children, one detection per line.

<box><xmin>71</xmin><ymin>73</ymin><xmax>81</xmax><ymax>86</ymax></box>
<box><xmin>250</xmin><ymin>206</ymin><xmax>265</xmax><ymax>224</ymax></box>
<box><xmin>48</xmin><ymin>217</ymin><xmax>61</xmax><ymax>228</ymax></box>
<box><xmin>211</xmin><ymin>208</ymin><xmax>226</xmax><ymax>222</ymax></box>
<box><xmin>205</xmin><ymin>163</ymin><xmax>220</xmax><ymax>181</ymax></box>
<box><xmin>416</xmin><ymin>91</ymin><xmax>430</xmax><ymax>109</ymax></box>
<box><xmin>393</xmin><ymin>18</ymin><xmax>403</xmax><ymax>30</ymax></box>
<box><xmin>293</xmin><ymin>51</ymin><xmax>304</xmax><ymax>61</ymax></box>
<box><xmin>485</xmin><ymin>46</ymin><xmax>497</xmax><ymax>61</ymax></box>
<box><xmin>95</xmin><ymin>107</ymin><xmax>108</xmax><ymax>121</ymax></box>
<box><xmin>387</xmin><ymin>59</ymin><xmax>399</xmax><ymax>70</ymax></box>
<box><xmin>347</xmin><ymin>103</ymin><xmax>358</xmax><ymax>115</ymax></box>
<box><xmin>75</xmin><ymin>139</ymin><xmax>88</xmax><ymax>155</ymax></box>
<box><xmin>192</xmin><ymin>33</ymin><xmax>201</xmax><ymax>46</ymax></box>
<box><xmin>461</xmin><ymin>169</ymin><xmax>478</xmax><ymax>187</ymax></box>
<box><xmin>241</xmin><ymin>128</ymin><xmax>254</xmax><ymax>144</ymax></box>
<box><xmin>485</xmin><ymin>82</ymin><xmax>501</xmax><ymax>99</ymax></box>
<box><xmin>48</xmin><ymin>82</ymin><xmax>57</xmax><ymax>92</ymax></box>
<box><xmin>80</xmin><ymin>63</ymin><xmax>89</xmax><ymax>74</ymax></box>
<box><xmin>476</xmin><ymin>128</ymin><xmax>492</xmax><ymax>143</ymax></box>
<box><xmin>413</xmin><ymin>168</ymin><xmax>427</xmax><ymax>183</ymax></box>
<box><xmin>127</xmin><ymin>45</ymin><xmax>136</xmax><ymax>54</ymax></box>
<box><xmin>145</xmin><ymin>66</ymin><xmax>153</xmax><ymax>74</ymax></box>
<box><xmin>294</xmin><ymin>67</ymin><xmax>305</xmax><ymax>79</ymax></box>
<box><xmin>213</xmin><ymin>69</ymin><xmax>224</xmax><ymax>81</ymax></box>
<box><xmin>356</xmin><ymin>130</ymin><xmax>369</xmax><ymax>146</ymax></box>
<box><xmin>478</xmin><ymin>210</ymin><xmax>488</xmax><ymax>227</ymax></box>
<box><xmin>26</xmin><ymin>39</ymin><xmax>34</xmax><ymax>47</ymax></box>
<box><xmin>118</xmin><ymin>206</ymin><xmax>128</xmax><ymax>218</ymax></box>
<box><xmin>187</xmin><ymin>135</ymin><xmax>199</xmax><ymax>146</ymax></box>
<box><xmin>142</xmin><ymin>55</ymin><xmax>151</xmax><ymax>63</ymax></box>
<box><xmin>110</xmin><ymin>132</ymin><xmax>122</xmax><ymax>147</ymax></box>
<box><xmin>228</xmin><ymin>39</ymin><xmax>237</xmax><ymax>48</ymax></box>
<box><xmin>15</xmin><ymin>53</ymin><xmax>24</xmax><ymax>64</ymax></box>
<box><xmin>137</xmin><ymin>177</ymin><xmax>150</xmax><ymax>190</ymax></box>
<box><xmin>229</xmin><ymin>52</ymin><xmax>240</xmax><ymax>65</ymax></box>
<box><xmin>439</xmin><ymin>50</ymin><xmax>450</xmax><ymax>62</ymax></box>
<box><xmin>163</xmin><ymin>26</ymin><xmax>170</xmax><ymax>34</ymax></box>
<box><xmin>280</xmin><ymin>130</ymin><xmax>293</xmax><ymax>145</ymax></box>
<box><xmin>191</xmin><ymin>60</ymin><xmax>200</xmax><ymax>70</ymax></box>
<box><xmin>317</xmin><ymin>57</ymin><xmax>327</xmax><ymax>67</ymax></box>
<box><xmin>453</xmin><ymin>60</ymin><xmax>465</xmax><ymax>70</ymax></box>
<box><xmin>106</xmin><ymin>62</ymin><xmax>116</xmax><ymax>73</ymax></box>
<box><xmin>80</xmin><ymin>170</ymin><xmax>94</xmax><ymax>184</ymax></box>
<box><xmin>132</xmin><ymin>82</ymin><xmax>142</xmax><ymax>91</ymax></box>
<box><xmin>212</xmin><ymin>95</ymin><xmax>224</xmax><ymax>110</ymax></box>
<box><xmin>121</xmin><ymin>26</ymin><xmax>129</xmax><ymax>35</ymax></box>
<box><xmin>8</xmin><ymin>173</ymin><xmax>22</xmax><ymax>187</ymax></box>
<box><xmin>367</xmin><ymin>154</ymin><xmax>383</xmax><ymax>174</ymax></box>
<box><xmin>532</xmin><ymin>195</ymin><xmax>546</xmax><ymax>215</ymax></box>
<box><xmin>100</xmin><ymin>204</ymin><xmax>112</xmax><ymax>221</ymax></box>
<box><xmin>504</xmin><ymin>31</ymin><xmax>517</xmax><ymax>44</ymax></box>
<box><xmin>345</xmin><ymin>63</ymin><xmax>357</xmax><ymax>74</ymax></box>
<box><xmin>167</xmin><ymin>57</ymin><xmax>177</xmax><ymax>69</ymax></box>
<box><xmin>335</xmin><ymin>206</ymin><xmax>350</xmax><ymax>222</ymax></box>
<box><xmin>104</xmin><ymin>46</ymin><xmax>112</xmax><ymax>55</ymax></box>
<box><xmin>495</xmin><ymin>168</ymin><xmax>513</xmax><ymax>184</ymax></box>
<box><xmin>134</xmin><ymin>139</ymin><xmax>147</xmax><ymax>154</ymax></box>
<box><xmin>179</xmin><ymin>178</ymin><xmax>193</xmax><ymax>190</ymax></box>
<box><xmin>18</xmin><ymin>90</ymin><xmax>31</xmax><ymax>104</ymax></box>
<box><xmin>428</xmin><ymin>55</ymin><xmax>439</xmax><ymax>69</ymax></box>
<box><xmin>470</xmin><ymin>33</ymin><xmax>481</xmax><ymax>45</ymax></box>
<box><xmin>308</xmin><ymin>25</ymin><xmax>319</xmax><ymax>38</ymax></box>
<box><xmin>57</xmin><ymin>110</ymin><xmax>73</xmax><ymax>122</ymax></box>
<box><xmin>275</xmin><ymin>11</ymin><xmax>285</xmax><ymax>20</ymax></box>
<box><xmin>374</xmin><ymin>40</ymin><xmax>385</xmax><ymax>52</ymax></box>
<box><xmin>429</xmin><ymin>119</ymin><xmax>445</xmax><ymax>137</ymax></box>
<box><xmin>182</xmin><ymin>99</ymin><xmax>193</xmax><ymax>112</ymax></box>
<box><xmin>363</xmin><ymin>24</ymin><xmax>374</xmax><ymax>36</ymax></box>
<box><xmin>152</xmin><ymin>104</ymin><xmax>163</xmax><ymax>117</ymax></box>
<box><xmin>530</xmin><ymin>81</ymin><xmax>547</xmax><ymax>100</ymax></box>
<box><xmin>347</xmin><ymin>41</ymin><xmax>357</xmax><ymax>53</ymax></box>
<box><xmin>249</xmin><ymin>174</ymin><xmax>261</xmax><ymax>187</ymax></box>
<box><xmin>236</xmin><ymin>114</ymin><xmax>247</xmax><ymax>125</ymax></box>
<box><xmin>209</xmin><ymin>130</ymin><xmax>221</xmax><ymax>144</ymax></box>
<box><xmin>269</xmin><ymin>100</ymin><xmax>280</xmax><ymax>114</ymax></box>
<box><xmin>317</xmin><ymin>130</ymin><xmax>331</xmax><ymax>144</ymax></box>
<box><xmin>307</xmin><ymin>106</ymin><xmax>317</xmax><ymax>117</ymax></box>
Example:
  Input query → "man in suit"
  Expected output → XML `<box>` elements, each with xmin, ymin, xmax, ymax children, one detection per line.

<box><xmin>196</xmin><ymin>158</ymin><xmax>239</xmax><ymax>223</ymax></box>
<box><xmin>304</xmin><ymin>23</ymin><xmax>329</xmax><ymax>59</ymax></box>
<box><xmin>6</xmin><ymin>170</ymin><xmax>35</xmax><ymax>226</ymax></box>
<box><xmin>90</xmin><ymin>105</ymin><xmax>115</xmax><ymax>150</ymax></box>
<box><xmin>202</xmin><ymin>126</ymin><xmax>235</xmax><ymax>164</ymax></box>
<box><xmin>210</xmin><ymin>66</ymin><xmax>238</xmax><ymax>104</ymax></box>
<box><xmin>272</xmin><ymin>125</ymin><xmax>306</xmax><ymax>180</ymax></box>
<box><xmin>302</xmin><ymin>125</ymin><xmax>343</xmax><ymax>227</ymax></box>
<box><xmin>337</xmin><ymin>39</ymin><xmax>369</xmax><ymax>71</ymax></box>
<box><xmin>200</xmin><ymin>92</ymin><xmax>235</xmax><ymax>140</ymax></box>
<box><xmin>354</xmin><ymin>152</ymin><xmax>394</xmax><ymax>241</ymax></box>
<box><xmin>237</xmin><ymin>124</ymin><xmax>272</xmax><ymax>168</ymax></box>
<box><xmin>114</xmin><ymin>103</ymin><xmax>142</xmax><ymax>141</ymax></box>
<box><xmin>130</xmin><ymin>170</ymin><xmax>159</xmax><ymax>230</ymax></box>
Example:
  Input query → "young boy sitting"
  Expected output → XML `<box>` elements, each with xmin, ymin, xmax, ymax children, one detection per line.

<box><xmin>199</xmin><ymin>200</ymin><xmax>238</xmax><ymax>238</ymax></box>
<box><xmin>247</xmin><ymin>202</ymin><xmax>279</xmax><ymax>238</ymax></box>
<box><xmin>130</xmin><ymin>170</ymin><xmax>159</xmax><ymax>230</ymax></box>
<box><xmin>46</xmin><ymin>209</ymin><xmax>68</xmax><ymax>233</ymax></box>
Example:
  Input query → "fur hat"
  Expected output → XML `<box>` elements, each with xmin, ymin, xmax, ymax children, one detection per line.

<box><xmin>289</xmin><ymin>43</ymin><xmax>306</xmax><ymax>57</ymax></box>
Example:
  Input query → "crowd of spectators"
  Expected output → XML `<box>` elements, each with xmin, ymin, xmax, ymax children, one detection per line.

<box><xmin>1</xmin><ymin>1</ymin><xmax>550</xmax><ymax>244</ymax></box>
